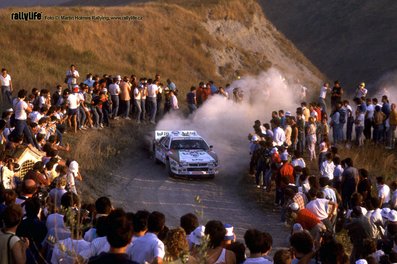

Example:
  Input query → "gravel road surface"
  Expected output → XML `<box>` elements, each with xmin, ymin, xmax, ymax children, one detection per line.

<box><xmin>106</xmin><ymin>151</ymin><xmax>289</xmax><ymax>250</ymax></box>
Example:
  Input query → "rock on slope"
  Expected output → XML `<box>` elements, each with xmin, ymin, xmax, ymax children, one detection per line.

<box><xmin>259</xmin><ymin>0</ymin><xmax>397</xmax><ymax>91</ymax></box>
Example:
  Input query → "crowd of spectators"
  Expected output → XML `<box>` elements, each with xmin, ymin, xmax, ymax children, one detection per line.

<box><xmin>2</xmin><ymin>64</ymin><xmax>397</xmax><ymax>263</ymax></box>
<box><xmin>0</xmin><ymin>65</ymin><xmax>282</xmax><ymax>264</ymax></box>
<box><xmin>248</xmin><ymin>80</ymin><xmax>397</xmax><ymax>263</ymax></box>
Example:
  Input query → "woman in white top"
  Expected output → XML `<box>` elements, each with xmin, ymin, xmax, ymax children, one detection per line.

<box><xmin>205</xmin><ymin>220</ymin><xmax>236</xmax><ymax>264</ymax></box>
<box><xmin>306</xmin><ymin>117</ymin><xmax>317</xmax><ymax>161</ymax></box>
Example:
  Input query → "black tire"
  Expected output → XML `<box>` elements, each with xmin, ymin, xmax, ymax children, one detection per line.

<box><xmin>166</xmin><ymin>160</ymin><xmax>174</xmax><ymax>177</ymax></box>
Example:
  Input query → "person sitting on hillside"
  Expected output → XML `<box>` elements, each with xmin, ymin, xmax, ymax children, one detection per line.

<box><xmin>127</xmin><ymin>211</ymin><xmax>166</xmax><ymax>264</ymax></box>
<box><xmin>0</xmin><ymin>204</ymin><xmax>30</xmax><ymax>264</ymax></box>
<box><xmin>16</xmin><ymin>197</ymin><xmax>48</xmax><ymax>263</ymax></box>
<box><xmin>243</xmin><ymin>229</ymin><xmax>273</xmax><ymax>264</ymax></box>
<box><xmin>88</xmin><ymin>209</ymin><xmax>138</xmax><ymax>264</ymax></box>
<box><xmin>51</xmin><ymin>209</ymin><xmax>90</xmax><ymax>264</ymax></box>
<box><xmin>163</xmin><ymin>227</ymin><xmax>196</xmax><ymax>264</ymax></box>
<box><xmin>305</xmin><ymin>188</ymin><xmax>337</xmax><ymax>232</ymax></box>
<box><xmin>320</xmin><ymin>152</ymin><xmax>335</xmax><ymax>180</ymax></box>
<box><xmin>180</xmin><ymin>213</ymin><xmax>199</xmax><ymax>236</ymax></box>
<box><xmin>376</xmin><ymin>176</ymin><xmax>391</xmax><ymax>208</ymax></box>
<box><xmin>84</xmin><ymin>196</ymin><xmax>113</xmax><ymax>242</ymax></box>
<box><xmin>289</xmin><ymin>231</ymin><xmax>316</xmax><ymax>263</ymax></box>
<box><xmin>204</xmin><ymin>220</ymin><xmax>236</xmax><ymax>264</ymax></box>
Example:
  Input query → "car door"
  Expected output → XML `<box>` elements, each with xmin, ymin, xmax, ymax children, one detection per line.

<box><xmin>158</xmin><ymin>137</ymin><xmax>170</xmax><ymax>163</ymax></box>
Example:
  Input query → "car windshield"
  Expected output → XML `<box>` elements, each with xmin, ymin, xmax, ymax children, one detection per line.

<box><xmin>170</xmin><ymin>139</ymin><xmax>209</xmax><ymax>150</ymax></box>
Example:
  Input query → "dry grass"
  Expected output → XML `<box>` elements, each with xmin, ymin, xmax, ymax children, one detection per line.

<box><xmin>60</xmin><ymin>121</ymin><xmax>148</xmax><ymax>202</ymax></box>
<box><xmin>0</xmin><ymin>1</ymin><xmax>243</xmax><ymax>94</ymax></box>
<box><xmin>0</xmin><ymin>0</ymin><xmax>322</xmax><ymax>103</ymax></box>
<box><xmin>339</xmin><ymin>144</ymin><xmax>397</xmax><ymax>182</ymax></box>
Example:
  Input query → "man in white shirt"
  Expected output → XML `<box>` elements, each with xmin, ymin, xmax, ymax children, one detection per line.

<box><xmin>272</xmin><ymin>120</ymin><xmax>286</xmax><ymax>146</ymax></box>
<box><xmin>377</xmin><ymin>176</ymin><xmax>391</xmax><ymax>207</ymax></box>
<box><xmin>318</xmin><ymin>82</ymin><xmax>328</xmax><ymax>114</ymax></box>
<box><xmin>66</xmin><ymin>64</ymin><xmax>79</xmax><ymax>89</ymax></box>
<box><xmin>320</xmin><ymin>153</ymin><xmax>335</xmax><ymax>180</ymax></box>
<box><xmin>1</xmin><ymin>68</ymin><xmax>13</xmax><ymax>105</ymax></box>
<box><xmin>306</xmin><ymin>188</ymin><xmax>337</xmax><ymax>232</ymax></box>
<box><xmin>13</xmin><ymin>89</ymin><xmax>36</xmax><ymax>146</ymax></box>
<box><xmin>127</xmin><ymin>211</ymin><xmax>165</xmax><ymax>264</ymax></box>
<box><xmin>109</xmin><ymin>76</ymin><xmax>121</xmax><ymax>119</ymax></box>
<box><xmin>147</xmin><ymin>79</ymin><xmax>159</xmax><ymax>124</ymax></box>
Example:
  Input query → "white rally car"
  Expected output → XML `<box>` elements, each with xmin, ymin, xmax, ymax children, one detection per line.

<box><xmin>153</xmin><ymin>130</ymin><xmax>219</xmax><ymax>178</ymax></box>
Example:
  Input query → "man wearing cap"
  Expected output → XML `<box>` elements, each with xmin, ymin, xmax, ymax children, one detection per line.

<box><xmin>188</xmin><ymin>225</ymin><xmax>205</xmax><ymax>251</ymax></box>
<box><xmin>67</xmin><ymin>160</ymin><xmax>83</xmax><ymax>194</ymax></box>
<box><xmin>289</xmin><ymin>202</ymin><xmax>325</xmax><ymax>243</ymax></box>
<box><xmin>223</xmin><ymin>224</ymin><xmax>235</xmax><ymax>246</ymax></box>
<box><xmin>109</xmin><ymin>77</ymin><xmax>121</xmax><ymax>120</ymax></box>
<box><xmin>355</xmin><ymin>82</ymin><xmax>367</xmax><ymax>99</ymax></box>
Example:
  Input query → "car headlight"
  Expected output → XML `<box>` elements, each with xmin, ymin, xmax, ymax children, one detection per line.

<box><xmin>169</xmin><ymin>158</ymin><xmax>178</xmax><ymax>167</ymax></box>
<box><xmin>180</xmin><ymin>161</ymin><xmax>188</xmax><ymax>167</ymax></box>
<box><xmin>208</xmin><ymin>162</ymin><xmax>217</xmax><ymax>167</ymax></box>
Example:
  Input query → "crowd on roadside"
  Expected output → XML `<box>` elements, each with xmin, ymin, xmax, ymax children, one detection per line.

<box><xmin>248</xmin><ymin>80</ymin><xmax>397</xmax><ymax>263</ymax></box>
<box><xmin>0</xmin><ymin>66</ymin><xmax>290</xmax><ymax>264</ymax></box>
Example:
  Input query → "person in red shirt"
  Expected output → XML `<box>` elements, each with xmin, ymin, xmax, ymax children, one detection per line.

<box><xmin>201</xmin><ymin>83</ymin><xmax>211</xmax><ymax>104</ymax></box>
<box><xmin>196</xmin><ymin>82</ymin><xmax>204</xmax><ymax>107</ymax></box>
<box><xmin>289</xmin><ymin>202</ymin><xmax>326</xmax><ymax>244</ymax></box>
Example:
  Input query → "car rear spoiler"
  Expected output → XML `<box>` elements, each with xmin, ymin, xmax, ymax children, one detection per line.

<box><xmin>155</xmin><ymin>130</ymin><xmax>172</xmax><ymax>141</ymax></box>
<box><xmin>154</xmin><ymin>130</ymin><xmax>199</xmax><ymax>141</ymax></box>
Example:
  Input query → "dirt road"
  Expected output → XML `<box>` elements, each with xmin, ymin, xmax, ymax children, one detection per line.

<box><xmin>105</xmin><ymin>145</ymin><xmax>289</xmax><ymax>250</ymax></box>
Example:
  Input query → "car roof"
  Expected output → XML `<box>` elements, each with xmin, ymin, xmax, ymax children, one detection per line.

<box><xmin>155</xmin><ymin>130</ymin><xmax>202</xmax><ymax>140</ymax></box>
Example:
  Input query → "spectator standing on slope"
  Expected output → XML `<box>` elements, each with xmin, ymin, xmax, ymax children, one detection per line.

<box><xmin>170</xmin><ymin>90</ymin><xmax>179</xmax><ymax>111</ymax></box>
<box><xmin>66</xmin><ymin>64</ymin><xmax>80</xmax><ymax>89</ymax></box>
<box><xmin>133</xmin><ymin>84</ymin><xmax>142</xmax><ymax>123</ymax></box>
<box><xmin>186</xmin><ymin>86</ymin><xmax>197</xmax><ymax>114</ymax></box>
<box><xmin>386</xmin><ymin>103</ymin><xmax>397</xmax><ymax>149</ymax></box>
<box><xmin>318</xmin><ymin>82</ymin><xmax>328</xmax><ymax>115</ymax></box>
<box><xmin>119</xmin><ymin>76</ymin><xmax>132</xmax><ymax>120</ymax></box>
<box><xmin>147</xmin><ymin>79</ymin><xmax>159</xmax><ymax>124</ymax></box>
<box><xmin>355</xmin><ymin>82</ymin><xmax>368</xmax><ymax>99</ymax></box>
<box><xmin>330</xmin><ymin>80</ymin><xmax>343</xmax><ymax>110</ymax></box>
<box><xmin>109</xmin><ymin>77</ymin><xmax>121</xmax><ymax>120</ymax></box>
<box><xmin>1</xmin><ymin>68</ymin><xmax>13</xmax><ymax>105</ymax></box>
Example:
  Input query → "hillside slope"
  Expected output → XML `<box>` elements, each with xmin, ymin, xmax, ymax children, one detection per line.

<box><xmin>259</xmin><ymin>0</ymin><xmax>397</xmax><ymax>91</ymax></box>
<box><xmin>0</xmin><ymin>0</ymin><xmax>323</xmax><ymax>97</ymax></box>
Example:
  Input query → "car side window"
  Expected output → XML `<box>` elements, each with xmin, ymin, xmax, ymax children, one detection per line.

<box><xmin>163</xmin><ymin>137</ymin><xmax>170</xmax><ymax>148</ymax></box>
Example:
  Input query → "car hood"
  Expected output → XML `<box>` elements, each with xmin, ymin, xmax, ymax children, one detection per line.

<box><xmin>170</xmin><ymin>150</ymin><xmax>217</xmax><ymax>163</ymax></box>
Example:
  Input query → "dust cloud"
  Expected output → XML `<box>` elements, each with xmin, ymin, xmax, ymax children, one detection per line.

<box><xmin>156</xmin><ymin>68</ymin><xmax>309</xmax><ymax>175</ymax></box>
<box><xmin>374</xmin><ymin>70</ymin><xmax>397</xmax><ymax>104</ymax></box>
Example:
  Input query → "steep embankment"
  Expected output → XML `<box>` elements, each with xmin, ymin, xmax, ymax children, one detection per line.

<box><xmin>259</xmin><ymin>0</ymin><xmax>397</xmax><ymax>90</ymax></box>
<box><xmin>0</xmin><ymin>0</ymin><xmax>322</xmax><ymax>97</ymax></box>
